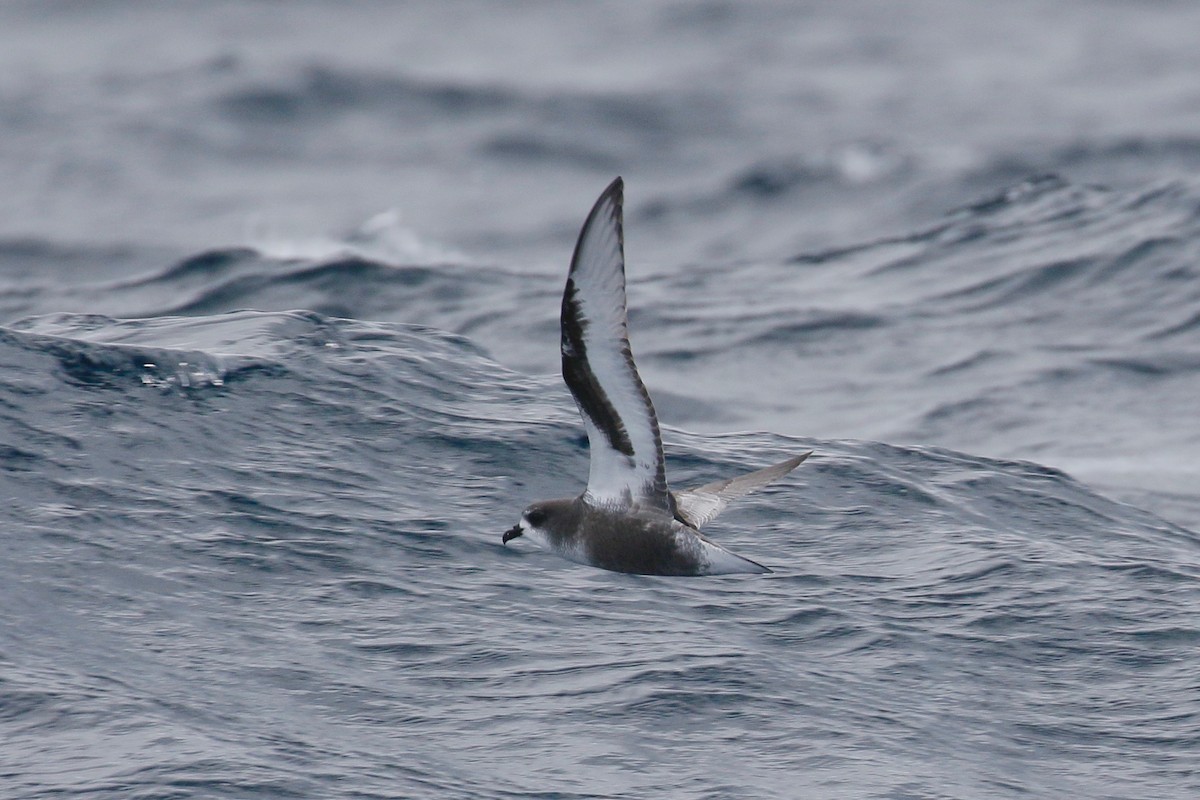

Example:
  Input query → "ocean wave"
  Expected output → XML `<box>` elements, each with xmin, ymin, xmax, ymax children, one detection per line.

<box><xmin>216</xmin><ymin>66</ymin><xmax>517</xmax><ymax>125</ymax></box>
<box><xmin>3</xmin><ymin>304</ymin><xmax>1198</xmax><ymax>800</ymax></box>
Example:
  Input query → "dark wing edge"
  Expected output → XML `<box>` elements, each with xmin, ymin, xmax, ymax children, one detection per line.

<box><xmin>560</xmin><ymin>177</ymin><xmax>670</xmax><ymax>510</ymax></box>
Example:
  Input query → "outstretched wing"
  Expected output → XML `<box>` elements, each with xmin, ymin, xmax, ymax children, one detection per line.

<box><xmin>561</xmin><ymin>177</ymin><xmax>669</xmax><ymax>512</ymax></box>
<box><xmin>674</xmin><ymin>453</ymin><xmax>811</xmax><ymax>529</ymax></box>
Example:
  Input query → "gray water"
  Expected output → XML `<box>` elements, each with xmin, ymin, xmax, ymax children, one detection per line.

<box><xmin>2</xmin><ymin>3</ymin><xmax>1199</xmax><ymax>798</ymax></box>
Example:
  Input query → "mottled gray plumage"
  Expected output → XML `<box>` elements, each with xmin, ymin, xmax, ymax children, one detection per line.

<box><xmin>504</xmin><ymin>177</ymin><xmax>809</xmax><ymax>576</ymax></box>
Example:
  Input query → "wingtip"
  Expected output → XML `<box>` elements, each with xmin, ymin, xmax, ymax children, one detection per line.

<box><xmin>777</xmin><ymin>451</ymin><xmax>813</xmax><ymax>473</ymax></box>
<box><xmin>600</xmin><ymin>176</ymin><xmax>624</xmax><ymax>207</ymax></box>
<box><xmin>577</xmin><ymin>177</ymin><xmax>624</xmax><ymax>237</ymax></box>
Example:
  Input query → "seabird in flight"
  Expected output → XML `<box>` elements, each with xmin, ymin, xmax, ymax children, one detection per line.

<box><xmin>503</xmin><ymin>177</ymin><xmax>809</xmax><ymax>575</ymax></box>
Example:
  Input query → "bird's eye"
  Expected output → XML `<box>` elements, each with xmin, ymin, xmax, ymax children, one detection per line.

<box><xmin>526</xmin><ymin>508</ymin><xmax>546</xmax><ymax>527</ymax></box>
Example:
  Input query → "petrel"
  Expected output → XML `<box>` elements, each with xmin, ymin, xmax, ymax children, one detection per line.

<box><xmin>503</xmin><ymin>177</ymin><xmax>810</xmax><ymax>576</ymax></box>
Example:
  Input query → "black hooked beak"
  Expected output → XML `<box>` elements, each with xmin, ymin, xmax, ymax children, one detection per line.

<box><xmin>502</xmin><ymin>525</ymin><xmax>523</xmax><ymax>545</ymax></box>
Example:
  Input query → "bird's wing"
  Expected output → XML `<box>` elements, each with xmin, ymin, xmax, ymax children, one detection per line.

<box><xmin>561</xmin><ymin>177</ymin><xmax>670</xmax><ymax>512</ymax></box>
<box><xmin>674</xmin><ymin>453</ymin><xmax>811</xmax><ymax>529</ymax></box>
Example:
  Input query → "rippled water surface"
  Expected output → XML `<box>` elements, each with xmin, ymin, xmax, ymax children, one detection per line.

<box><xmin>3</xmin><ymin>3</ymin><xmax>1199</xmax><ymax>798</ymax></box>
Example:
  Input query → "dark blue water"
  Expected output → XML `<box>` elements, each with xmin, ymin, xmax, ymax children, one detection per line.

<box><xmin>3</xmin><ymin>3</ymin><xmax>1199</xmax><ymax>798</ymax></box>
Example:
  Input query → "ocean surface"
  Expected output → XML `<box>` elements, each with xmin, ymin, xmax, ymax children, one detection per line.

<box><xmin>3</xmin><ymin>2</ymin><xmax>1199</xmax><ymax>798</ymax></box>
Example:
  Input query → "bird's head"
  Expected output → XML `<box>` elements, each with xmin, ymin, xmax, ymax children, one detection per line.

<box><xmin>503</xmin><ymin>501</ymin><xmax>568</xmax><ymax>548</ymax></box>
